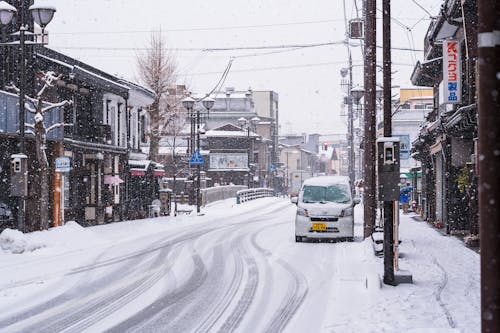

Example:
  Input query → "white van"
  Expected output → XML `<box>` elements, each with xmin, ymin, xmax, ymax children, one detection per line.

<box><xmin>292</xmin><ymin>176</ymin><xmax>360</xmax><ymax>242</ymax></box>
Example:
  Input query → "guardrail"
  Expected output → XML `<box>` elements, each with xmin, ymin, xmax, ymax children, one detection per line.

<box><xmin>236</xmin><ymin>188</ymin><xmax>274</xmax><ymax>204</ymax></box>
<box><xmin>201</xmin><ymin>185</ymin><xmax>247</xmax><ymax>206</ymax></box>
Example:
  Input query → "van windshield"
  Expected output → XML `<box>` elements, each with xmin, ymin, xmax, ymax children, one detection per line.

<box><xmin>302</xmin><ymin>184</ymin><xmax>351</xmax><ymax>204</ymax></box>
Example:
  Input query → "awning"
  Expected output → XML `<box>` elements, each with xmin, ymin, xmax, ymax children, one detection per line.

<box><xmin>130</xmin><ymin>169</ymin><xmax>146</xmax><ymax>176</ymax></box>
<box><xmin>410</xmin><ymin>58</ymin><xmax>442</xmax><ymax>87</ymax></box>
<box><xmin>154</xmin><ymin>169</ymin><xmax>165</xmax><ymax>177</ymax></box>
<box><xmin>104</xmin><ymin>175</ymin><xmax>124</xmax><ymax>185</ymax></box>
<box><xmin>445</xmin><ymin>104</ymin><xmax>477</xmax><ymax>133</ymax></box>
<box><xmin>129</xmin><ymin>159</ymin><xmax>150</xmax><ymax>176</ymax></box>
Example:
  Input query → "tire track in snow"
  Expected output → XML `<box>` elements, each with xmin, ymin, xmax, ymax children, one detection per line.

<box><xmin>432</xmin><ymin>257</ymin><xmax>456</xmax><ymax>329</ymax></box>
<box><xmin>141</xmin><ymin>204</ymin><xmax>290</xmax><ymax>332</ymax></box>
<box><xmin>250</xmin><ymin>223</ymin><xmax>309</xmax><ymax>333</ymax></box>
<box><xmin>4</xmin><ymin>228</ymin><xmax>217</xmax><ymax>333</ymax></box>
<box><xmin>215</xmin><ymin>237</ymin><xmax>259</xmax><ymax>333</ymax></box>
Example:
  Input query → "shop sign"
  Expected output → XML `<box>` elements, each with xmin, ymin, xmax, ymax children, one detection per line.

<box><xmin>209</xmin><ymin>153</ymin><xmax>248</xmax><ymax>170</ymax></box>
<box><xmin>443</xmin><ymin>39</ymin><xmax>461</xmax><ymax>104</ymax></box>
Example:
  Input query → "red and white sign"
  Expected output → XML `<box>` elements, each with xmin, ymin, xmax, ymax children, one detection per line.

<box><xmin>443</xmin><ymin>39</ymin><xmax>461</xmax><ymax>104</ymax></box>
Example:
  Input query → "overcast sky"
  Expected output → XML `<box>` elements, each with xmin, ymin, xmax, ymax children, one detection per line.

<box><xmin>39</xmin><ymin>0</ymin><xmax>439</xmax><ymax>135</ymax></box>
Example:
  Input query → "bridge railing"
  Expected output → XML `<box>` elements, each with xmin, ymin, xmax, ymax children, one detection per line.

<box><xmin>201</xmin><ymin>185</ymin><xmax>247</xmax><ymax>206</ymax></box>
<box><xmin>236</xmin><ymin>188</ymin><xmax>274</xmax><ymax>204</ymax></box>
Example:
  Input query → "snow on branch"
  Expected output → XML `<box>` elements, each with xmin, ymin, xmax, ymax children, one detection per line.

<box><xmin>37</xmin><ymin>71</ymin><xmax>62</xmax><ymax>98</ymax></box>
<box><xmin>41</xmin><ymin>100</ymin><xmax>72</xmax><ymax>114</ymax></box>
<box><xmin>46</xmin><ymin>123</ymin><xmax>73</xmax><ymax>133</ymax></box>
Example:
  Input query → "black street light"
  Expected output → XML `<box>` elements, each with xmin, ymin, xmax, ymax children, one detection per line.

<box><xmin>0</xmin><ymin>1</ymin><xmax>56</xmax><ymax>232</ymax></box>
<box><xmin>351</xmin><ymin>85</ymin><xmax>365</xmax><ymax>181</ymax></box>
<box><xmin>182</xmin><ymin>95</ymin><xmax>214</xmax><ymax>214</ymax></box>
<box><xmin>238</xmin><ymin>116</ymin><xmax>260</xmax><ymax>188</ymax></box>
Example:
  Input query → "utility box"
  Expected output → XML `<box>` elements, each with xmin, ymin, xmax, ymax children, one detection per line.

<box><xmin>349</xmin><ymin>19</ymin><xmax>364</xmax><ymax>39</ymax></box>
<box><xmin>377</xmin><ymin>138</ymin><xmax>400</xmax><ymax>201</ymax></box>
<box><xmin>10</xmin><ymin>154</ymin><xmax>28</xmax><ymax>197</ymax></box>
<box><xmin>159</xmin><ymin>189</ymin><xmax>172</xmax><ymax>216</ymax></box>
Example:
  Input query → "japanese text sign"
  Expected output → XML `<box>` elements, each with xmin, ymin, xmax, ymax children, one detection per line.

<box><xmin>443</xmin><ymin>39</ymin><xmax>462</xmax><ymax>104</ymax></box>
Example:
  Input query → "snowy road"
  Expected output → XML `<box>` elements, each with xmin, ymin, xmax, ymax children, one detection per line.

<box><xmin>0</xmin><ymin>197</ymin><xmax>480</xmax><ymax>333</ymax></box>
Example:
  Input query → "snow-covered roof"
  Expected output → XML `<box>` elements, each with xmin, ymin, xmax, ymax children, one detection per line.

<box><xmin>128</xmin><ymin>159</ymin><xmax>152</xmax><ymax>170</ymax></box>
<box><xmin>303</xmin><ymin>176</ymin><xmax>350</xmax><ymax>187</ymax></box>
<box><xmin>73</xmin><ymin>66</ymin><xmax>130</xmax><ymax>91</ymax></box>
<box><xmin>205</xmin><ymin>130</ymin><xmax>258</xmax><ymax>138</ymax></box>
<box><xmin>36</xmin><ymin>53</ymin><xmax>73</xmax><ymax>69</ymax></box>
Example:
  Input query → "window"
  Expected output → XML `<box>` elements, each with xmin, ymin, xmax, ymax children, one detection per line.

<box><xmin>302</xmin><ymin>184</ymin><xmax>351</xmax><ymax>203</ymax></box>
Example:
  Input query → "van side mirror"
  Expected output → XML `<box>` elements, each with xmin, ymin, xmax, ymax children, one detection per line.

<box><xmin>353</xmin><ymin>197</ymin><xmax>361</xmax><ymax>205</ymax></box>
<box><xmin>290</xmin><ymin>196</ymin><xmax>298</xmax><ymax>205</ymax></box>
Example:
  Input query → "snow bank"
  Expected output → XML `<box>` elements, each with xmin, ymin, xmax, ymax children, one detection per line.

<box><xmin>0</xmin><ymin>221</ymin><xmax>104</xmax><ymax>255</ymax></box>
<box><xmin>0</xmin><ymin>228</ymin><xmax>45</xmax><ymax>254</ymax></box>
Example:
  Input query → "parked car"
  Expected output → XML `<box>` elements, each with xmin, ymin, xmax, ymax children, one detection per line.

<box><xmin>292</xmin><ymin>176</ymin><xmax>360</xmax><ymax>242</ymax></box>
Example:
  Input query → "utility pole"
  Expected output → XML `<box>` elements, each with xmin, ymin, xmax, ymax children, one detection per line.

<box><xmin>477</xmin><ymin>0</ymin><xmax>500</xmax><ymax>331</ymax></box>
<box><xmin>382</xmin><ymin>0</ymin><xmax>395</xmax><ymax>286</ymax></box>
<box><xmin>348</xmin><ymin>53</ymin><xmax>355</xmax><ymax>193</ymax></box>
<box><xmin>363</xmin><ymin>0</ymin><xmax>377</xmax><ymax>238</ymax></box>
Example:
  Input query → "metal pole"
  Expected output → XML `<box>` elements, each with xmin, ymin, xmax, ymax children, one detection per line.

<box><xmin>477</xmin><ymin>0</ymin><xmax>500</xmax><ymax>331</ymax></box>
<box><xmin>247</xmin><ymin>126</ymin><xmax>251</xmax><ymax>188</ymax></box>
<box><xmin>382</xmin><ymin>0</ymin><xmax>395</xmax><ymax>286</ymax></box>
<box><xmin>348</xmin><ymin>53</ymin><xmax>355</xmax><ymax>193</ymax></box>
<box><xmin>196</xmin><ymin>108</ymin><xmax>201</xmax><ymax>214</ymax></box>
<box><xmin>363</xmin><ymin>0</ymin><xmax>377</xmax><ymax>238</ymax></box>
<box><xmin>17</xmin><ymin>26</ymin><xmax>26</xmax><ymax>232</ymax></box>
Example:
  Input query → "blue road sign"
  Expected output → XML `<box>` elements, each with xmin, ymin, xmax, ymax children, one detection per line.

<box><xmin>189</xmin><ymin>149</ymin><xmax>205</xmax><ymax>165</ymax></box>
<box><xmin>55</xmin><ymin>157</ymin><xmax>71</xmax><ymax>172</ymax></box>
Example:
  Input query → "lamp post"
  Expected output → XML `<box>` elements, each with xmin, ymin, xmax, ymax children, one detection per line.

<box><xmin>182</xmin><ymin>95</ymin><xmax>214</xmax><ymax>214</ymax></box>
<box><xmin>0</xmin><ymin>1</ymin><xmax>56</xmax><ymax>232</ymax></box>
<box><xmin>238</xmin><ymin>116</ymin><xmax>260</xmax><ymax>188</ymax></box>
<box><xmin>351</xmin><ymin>85</ymin><xmax>365</xmax><ymax>181</ymax></box>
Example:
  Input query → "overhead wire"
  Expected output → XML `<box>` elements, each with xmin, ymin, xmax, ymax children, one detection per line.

<box><xmin>182</xmin><ymin>60</ymin><xmax>414</xmax><ymax>76</ymax></box>
<box><xmin>411</xmin><ymin>0</ymin><xmax>435</xmax><ymax>18</ymax></box>
<box><xmin>48</xmin><ymin>18</ymin><xmax>346</xmax><ymax>35</ymax></box>
<box><xmin>51</xmin><ymin>42</ymin><xmax>422</xmax><ymax>53</ymax></box>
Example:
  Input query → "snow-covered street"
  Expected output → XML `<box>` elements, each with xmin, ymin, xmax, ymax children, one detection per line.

<box><xmin>0</xmin><ymin>197</ymin><xmax>480</xmax><ymax>333</ymax></box>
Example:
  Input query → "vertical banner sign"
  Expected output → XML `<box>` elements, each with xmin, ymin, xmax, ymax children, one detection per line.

<box><xmin>443</xmin><ymin>39</ymin><xmax>462</xmax><ymax>104</ymax></box>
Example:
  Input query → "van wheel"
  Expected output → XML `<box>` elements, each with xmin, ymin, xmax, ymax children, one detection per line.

<box><xmin>295</xmin><ymin>235</ymin><xmax>303</xmax><ymax>242</ymax></box>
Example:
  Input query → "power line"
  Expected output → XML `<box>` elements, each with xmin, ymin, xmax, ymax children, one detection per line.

<box><xmin>411</xmin><ymin>0</ymin><xmax>435</xmax><ymax>18</ymax></box>
<box><xmin>47</xmin><ymin>17</ymin><xmax>430</xmax><ymax>36</ymax></box>
<box><xmin>49</xmin><ymin>19</ymin><xmax>345</xmax><ymax>35</ymax></box>
<box><xmin>182</xmin><ymin>60</ymin><xmax>415</xmax><ymax>76</ymax></box>
<box><xmin>51</xmin><ymin>42</ymin><xmax>422</xmax><ymax>53</ymax></box>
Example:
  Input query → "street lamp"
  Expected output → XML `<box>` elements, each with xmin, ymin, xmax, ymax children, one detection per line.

<box><xmin>351</xmin><ymin>85</ymin><xmax>365</xmax><ymax>105</ymax></box>
<box><xmin>0</xmin><ymin>1</ymin><xmax>15</xmax><ymax>26</ymax></box>
<box><xmin>350</xmin><ymin>86</ymin><xmax>365</xmax><ymax>181</ymax></box>
<box><xmin>238</xmin><ymin>116</ymin><xmax>260</xmax><ymax>188</ymax></box>
<box><xmin>181</xmin><ymin>95</ymin><xmax>214</xmax><ymax>214</ymax></box>
<box><xmin>0</xmin><ymin>1</ymin><xmax>57</xmax><ymax>232</ymax></box>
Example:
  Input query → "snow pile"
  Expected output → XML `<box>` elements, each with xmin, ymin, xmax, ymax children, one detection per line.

<box><xmin>0</xmin><ymin>221</ymin><xmax>104</xmax><ymax>255</ymax></box>
<box><xmin>0</xmin><ymin>228</ymin><xmax>45</xmax><ymax>254</ymax></box>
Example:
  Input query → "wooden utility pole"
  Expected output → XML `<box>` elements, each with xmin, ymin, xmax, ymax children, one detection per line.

<box><xmin>477</xmin><ymin>0</ymin><xmax>500</xmax><ymax>331</ymax></box>
<box><xmin>363</xmin><ymin>0</ymin><xmax>377</xmax><ymax>238</ymax></box>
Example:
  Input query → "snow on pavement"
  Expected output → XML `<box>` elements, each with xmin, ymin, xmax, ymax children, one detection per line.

<box><xmin>0</xmin><ymin>198</ymin><xmax>480</xmax><ymax>333</ymax></box>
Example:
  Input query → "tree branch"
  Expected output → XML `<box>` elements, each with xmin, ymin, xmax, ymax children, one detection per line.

<box><xmin>47</xmin><ymin>123</ymin><xmax>73</xmax><ymax>133</ymax></box>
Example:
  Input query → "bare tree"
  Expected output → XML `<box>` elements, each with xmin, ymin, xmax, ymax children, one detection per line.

<box><xmin>136</xmin><ymin>32</ymin><xmax>178</xmax><ymax>162</ymax></box>
<box><xmin>162</xmin><ymin>105</ymin><xmax>188</xmax><ymax>216</ymax></box>
<box><xmin>9</xmin><ymin>71</ymin><xmax>72</xmax><ymax>230</ymax></box>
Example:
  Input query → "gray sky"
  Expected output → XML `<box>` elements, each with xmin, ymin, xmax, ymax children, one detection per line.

<box><xmin>40</xmin><ymin>0</ymin><xmax>439</xmax><ymax>135</ymax></box>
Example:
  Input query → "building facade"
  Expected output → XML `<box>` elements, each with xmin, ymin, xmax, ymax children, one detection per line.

<box><xmin>410</xmin><ymin>0</ymin><xmax>478</xmax><ymax>236</ymax></box>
